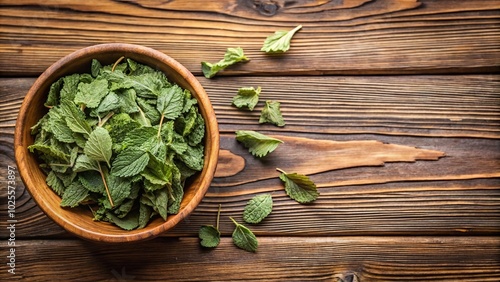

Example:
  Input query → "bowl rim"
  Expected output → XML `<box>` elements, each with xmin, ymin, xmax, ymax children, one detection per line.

<box><xmin>14</xmin><ymin>43</ymin><xmax>219</xmax><ymax>243</ymax></box>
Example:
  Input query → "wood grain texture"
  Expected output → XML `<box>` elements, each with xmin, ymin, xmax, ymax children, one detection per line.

<box><xmin>1</xmin><ymin>237</ymin><xmax>499</xmax><ymax>281</ymax></box>
<box><xmin>1</xmin><ymin>75</ymin><xmax>499</xmax><ymax>238</ymax></box>
<box><xmin>1</xmin><ymin>0</ymin><xmax>499</xmax><ymax>76</ymax></box>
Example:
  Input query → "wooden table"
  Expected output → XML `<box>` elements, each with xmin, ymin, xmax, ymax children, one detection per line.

<box><xmin>1</xmin><ymin>1</ymin><xmax>499</xmax><ymax>281</ymax></box>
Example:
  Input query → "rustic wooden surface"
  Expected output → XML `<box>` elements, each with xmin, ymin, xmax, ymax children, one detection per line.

<box><xmin>1</xmin><ymin>0</ymin><xmax>499</xmax><ymax>281</ymax></box>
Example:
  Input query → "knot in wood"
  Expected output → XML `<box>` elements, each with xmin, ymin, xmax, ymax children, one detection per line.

<box><xmin>251</xmin><ymin>0</ymin><xmax>280</xmax><ymax>16</ymax></box>
<box><xmin>333</xmin><ymin>272</ymin><xmax>360</xmax><ymax>282</ymax></box>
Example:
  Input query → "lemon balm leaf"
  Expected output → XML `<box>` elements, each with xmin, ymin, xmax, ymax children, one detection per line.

<box><xmin>230</xmin><ymin>217</ymin><xmax>258</xmax><ymax>252</ymax></box>
<box><xmin>277</xmin><ymin>168</ymin><xmax>319</xmax><ymax>203</ymax></box>
<box><xmin>261</xmin><ymin>25</ymin><xmax>302</xmax><ymax>53</ymax></box>
<box><xmin>60</xmin><ymin>99</ymin><xmax>92</xmax><ymax>136</ymax></box>
<box><xmin>243</xmin><ymin>194</ymin><xmax>273</xmax><ymax>224</ymax></box>
<box><xmin>199</xmin><ymin>225</ymin><xmax>221</xmax><ymax>248</ymax></box>
<box><xmin>259</xmin><ymin>100</ymin><xmax>285</xmax><ymax>127</ymax></box>
<box><xmin>202</xmin><ymin>47</ymin><xmax>249</xmax><ymax>78</ymax></box>
<box><xmin>235</xmin><ymin>130</ymin><xmax>283</xmax><ymax>158</ymax></box>
<box><xmin>156</xmin><ymin>85</ymin><xmax>184</xmax><ymax>120</ymax></box>
<box><xmin>60</xmin><ymin>181</ymin><xmax>89</xmax><ymax>208</ymax></box>
<box><xmin>199</xmin><ymin>204</ymin><xmax>222</xmax><ymax>248</ymax></box>
<box><xmin>111</xmin><ymin>149</ymin><xmax>150</xmax><ymax>177</ymax></box>
<box><xmin>74</xmin><ymin>78</ymin><xmax>109</xmax><ymax>108</ymax></box>
<box><xmin>232</xmin><ymin>86</ymin><xmax>261</xmax><ymax>111</ymax></box>
<box><xmin>84</xmin><ymin>127</ymin><xmax>113</xmax><ymax>167</ymax></box>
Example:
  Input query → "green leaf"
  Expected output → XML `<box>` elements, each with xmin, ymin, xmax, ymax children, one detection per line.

<box><xmin>60</xmin><ymin>181</ymin><xmax>89</xmax><ymax>208</ymax></box>
<box><xmin>201</xmin><ymin>47</ymin><xmax>249</xmax><ymax>78</ymax></box>
<box><xmin>175</xmin><ymin>106</ymin><xmax>198</xmax><ymax>137</ymax></box>
<box><xmin>114</xmin><ymin>198</ymin><xmax>135</xmax><ymax>218</ymax></box>
<box><xmin>122</xmin><ymin>127</ymin><xmax>158</xmax><ymax>151</ymax></box>
<box><xmin>199</xmin><ymin>226</ymin><xmax>220</xmax><ymax>248</ymax></box>
<box><xmin>45</xmin><ymin>78</ymin><xmax>63</xmax><ymax>107</ymax></box>
<box><xmin>152</xmin><ymin>188</ymin><xmax>169</xmax><ymax>220</ymax></box>
<box><xmin>60</xmin><ymin>74</ymin><xmax>80</xmax><ymax>102</ymax></box>
<box><xmin>47</xmin><ymin>107</ymin><xmax>76</xmax><ymax>143</ymax></box>
<box><xmin>157</xmin><ymin>85</ymin><xmax>184</xmax><ymax>120</ymax></box>
<box><xmin>243</xmin><ymin>194</ymin><xmax>273</xmax><ymax>224</ymax></box>
<box><xmin>138</xmin><ymin>202</ymin><xmax>153</xmax><ymax>229</ymax></box>
<box><xmin>261</xmin><ymin>25</ymin><xmax>302</xmax><ymax>53</ymax></box>
<box><xmin>103</xmin><ymin>113</ymin><xmax>139</xmax><ymax>150</ymax></box>
<box><xmin>232</xmin><ymin>86</ymin><xmax>261</xmax><ymax>111</ymax></box>
<box><xmin>177</xmin><ymin>144</ymin><xmax>204</xmax><ymax>171</ymax></box>
<box><xmin>28</xmin><ymin>144</ymin><xmax>70</xmax><ymax>163</ymax></box>
<box><xmin>74</xmin><ymin>78</ymin><xmax>110</xmax><ymax>108</ymax></box>
<box><xmin>167</xmin><ymin>166</ymin><xmax>183</xmax><ymax>214</ymax></box>
<box><xmin>259</xmin><ymin>100</ymin><xmax>285</xmax><ymax>127</ymax></box>
<box><xmin>141</xmin><ymin>153</ymin><xmax>173</xmax><ymax>185</ymax></box>
<box><xmin>235</xmin><ymin>130</ymin><xmax>283</xmax><ymax>158</ymax></box>
<box><xmin>105</xmin><ymin>69</ymin><xmax>167</xmax><ymax>98</ymax></box>
<box><xmin>182</xmin><ymin>89</ymin><xmax>197</xmax><ymax>113</ymax></box>
<box><xmin>60</xmin><ymin>99</ymin><xmax>92</xmax><ymax>136</ymax></box>
<box><xmin>53</xmin><ymin>170</ymin><xmax>77</xmax><ymax>187</ymax></box>
<box><xmin>91</xmin><ymin>59</ymin><xmax>102</xmax><ymax>78</ymax></box>
<box><xmin>73</xmin><ymin>154</ymin><xmax>100</xmax><ymax>172</ymax></box>
<box><xmin>78</xmin><ymin>171</ymin><xmax>105</xmax><ymax>193</ymax></box>
<box><xmin>46</xmin><ymin>171</ymin><xmax>66</xmax><ymax>196</ymax></box>
<box><xmin>137</xmin><ymin>97</ymin><xmax>161</xmax><ymax>124</ymax></box>
<box><xmin>230</xmin><ymin>217</ymin><xmax>258</xmax><ymax>252</ymax></box>
<box><xmin>277</xmin><ymin>169</ymin><xmax>319</xmax><ymax>203</ymax></box>
<box><xmin>127</xmin><ymin>58</ymin><xmax>138</xmax><ymax>73</ymax></box>
<box><xmin>94</xmin><ymin>92</ymin><xmax>120</xmax><ymax>116</ymax></box>
<box><xmin>119</xmin><ymin>88</ymin><xmax>139</xmax><ymax>114</ymax></box>
<box><xmin>111</xmin><ymin>148</ymin><xmax>150</xmax><ymax>177</ymax></box>
<box><xmin>105</xmin><ymin>173</ymin><xmax>132</xmax><ymax>208</ymax></box>
<box><xmin>106</xmin><ymin>210</ymin><xmax>139</xmax><ymax>230</ymax></box>
<box><xmin>186</xmin><ymin>112</ymin><xmax>205</xmax><ymax>146</ymax></box>
<box><xmin>84</xmin><ymin>127</ymin><xmax>113</xmax><ymax>167</ymax></box>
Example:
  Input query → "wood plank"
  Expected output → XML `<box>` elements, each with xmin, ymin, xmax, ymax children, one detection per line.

<box><xmin>1</xmin><ymin>237</ymin><xmax>499</xmax><ymax>281</ymax></box>
<box><xmin>1</xmin><ymin>75</ymin><xmax>499</xmax><ymax>238</ymax></box>
<box><xmin>1</xmin><ymin>0</ymin><xmax>499</xmax><ymax>76</ymax></box>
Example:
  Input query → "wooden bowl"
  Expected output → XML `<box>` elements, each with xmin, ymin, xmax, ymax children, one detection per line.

<box><xmin>14</xmin><ymin>43</ymin><xmax>219</xmax><ymax>243</ymax></box>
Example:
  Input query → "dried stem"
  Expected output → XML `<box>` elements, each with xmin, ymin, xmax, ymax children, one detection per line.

<box><xmin>112</xmin><ymin>56</ymin><xmax>125</xmax><ymax>72</ymax></box>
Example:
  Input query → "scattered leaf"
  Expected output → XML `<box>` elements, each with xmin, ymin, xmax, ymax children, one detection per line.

<box><xmin>277</xmin><ymin>168</ymin><xmax>319</xmax><ymax>203</ymax></box>
<box><xmin>235</xmin><ymin>130</ymin><xmax>283</xmax><ymax>158</ymax></box>
<box><xmin>230</xmin><ymin>217</ymin><xmax>258</xmax><ymax>252</ymax></box>
<box><xmin>243</xmin><ymin>194</ymin><xmax>273</xmax><ymax>224</ymax></box>
<box><xmin>261</xmin><ymin>25</ymin><xmax>302</xmax><ymax>53</ymax></box>
<box><xmin>259</xmin><ymin>100</ymin><xmax>285</xmax><ymax>127</ymax></box>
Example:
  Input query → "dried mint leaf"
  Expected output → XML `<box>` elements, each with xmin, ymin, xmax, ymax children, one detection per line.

<box><xmin>84</xmin><ymin>127</ymin><xmax>113</xmax><ymax>167</ymax></box>
<box><xmin>91</xmin><ymin>59</ymin><xmax>102</xmax><ymax>78</ymax></box>
<box><xmin>111</xmin><ymin>148</ymin><xmax>150</xmax><ymax>178</ymax></box>
<box><xmin>232</xmin><ymin>86</ymin><xmax>261</xmax><ymax>111</ymax></box>
<box><xmin>199</xmin><ymin>204</ymin><xmax>222</xmax><ymax>248</ymax></box>
<box><xmin>60</xmin><ymin>181</ymin><xmax>89</xmax><ymax>208</ymax></box>
<box><xmin>74</xmin><ymin>78</ymin><xmax>109</xmax><ymax>108</ymax></box>
<box><xmin>46</xmin><ymin>171</ymin><xmax>65</xmax><ymax>196</ymax></box>
<box><xmin>106</xmin><ymin>210</ymin><xmax>139</xmax><ymax>231</ymax></box>
<box><xmin>60</xmin><ymin>99</ymin><xmax>92</xmax><ymax>136</ymax></box>
<box><xmin>259</xmin><ymin>100</ymin><xmax>285</xmax><ymax>127</ymax></box>
<box><xmin>199</xmin><ymin>226</ymin><xmax>221</xmax><ymax>248</ymax></box>
<box><xmin>261</xmin><ymin>25</ymin><xmax>302</xmax><ymax>53</ymax></box>
<box><xmin>157</xmin><ymin>85</ymin><xmax>184</xmax><ymax>120</ymax></box>
<box><xmin>235</xmin><ymin>130</ymin><xmax>283</xmax><ymax>158</ymax></box>
<box><xmin>243</xmin><ymin>194</ymin><xmax>273</xmax><ymax>224</ymax></box>
<box><xmin>277</xmin><ymin>168</ymin><xmax>319</xmax><ymax>204</ymax></box>
<box><xmin>73</xmin><ymin>154</ymin><xmax>100</xmax><ymax>172</ymax></box>
<box><xmin>230</xmin><ymin>217</ymin><xmax>258</xmax><ymax>252</ymax></box>
<box><xmin>201</xmin><ymin>47</ymin><xmax>249</xmax><ymax>78</ymax></box>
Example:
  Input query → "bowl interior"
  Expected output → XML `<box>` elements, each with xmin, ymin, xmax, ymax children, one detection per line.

<box><xmin>15</xmin><ymin>44</ymin><xmax>219</xmax><ymax>243</ymax></box>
